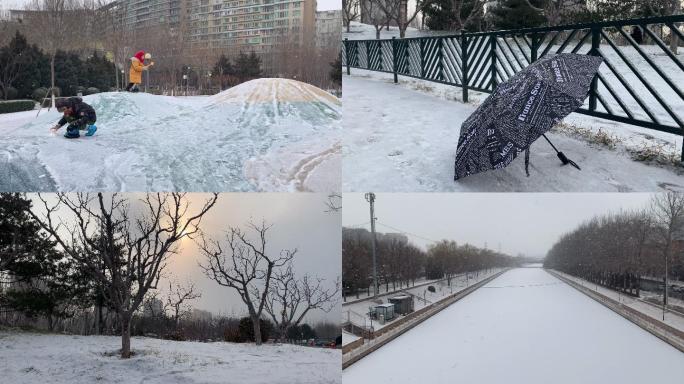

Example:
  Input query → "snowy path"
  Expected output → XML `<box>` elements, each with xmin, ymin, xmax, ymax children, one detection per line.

<box><xmin>343</xmin><ymin>268</ymin><xmax>684</xmax><ymax>384</ymax></box>
<box><xmin>342</xmin><ymin>74</ymin><xmax>684</xmax><ymax>192</ymax></box>
<box><xmin>0</xmin><ymin>79</ymin><xmax>341</xmax><ymax>192</ymax></box>
<box><xmin>0</xmin><ymin>333</ymin><xmax>340</xmax><ymax>384</ymax></box>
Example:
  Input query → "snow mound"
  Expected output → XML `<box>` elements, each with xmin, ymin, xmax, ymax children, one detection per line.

<box><xmin>211</xmin><ymin>78</ymin><xmax>340</xmax><ymax>107</ymax></box>
<box><xmin>0</xmin><ymin>81</ymin><xmax>341</xmax><ymax>192</ymax></box>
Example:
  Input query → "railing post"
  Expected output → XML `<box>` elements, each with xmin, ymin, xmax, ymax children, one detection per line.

<box><xmin>589</xmin><ymin>26</ymin><xmax>600</xmax><ymax>112</ymax></box>
<box><xmin>490</xmin><ymin>34</ymin><xmax>497</xmax><ymax>90</ymax></box>
<box><xmin>530</xmin><ymin>32</ymin><xmax>539</xmax><ymax>63</ymax></box>
<box><xmin>344</xmin><ymin>38</ymin><xmax>351</xmax><ymax>75</ymax></box>
<box><xmin>392</xmin><ymin>37</ymin><xmax>398</xmax><ymax>84</ymax></box>
<box><xmin>461</xmin><ymin>31</ymin><xmax>469</xmax><ymax>103</ymax></box>
<box><xmin>438</xmin><ymin>37</ymin><xmax>444</xmax><ymax>81</ymax></box>
<box><xmin>420</xmin><ymin>38</ymin><xmax>425</xmax><ymax>78</ymax></box>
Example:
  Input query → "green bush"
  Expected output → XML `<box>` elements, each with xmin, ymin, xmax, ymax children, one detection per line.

<box><xmin>238</xmin><ymin>317</ymin><xmax>273</xmax><ymax>343</ymax></box>
<box><xmin>0</xmin><ymin>100</ymin><xmax>36</xmax><ymax>114</ymax></box>
<box><xmin>32</xmin><ymin>87</ymin><xmax>48</xmax><ymax>101</ymax></box>
<box><xmin>85</xmin><ymin>87</ymin><xmax>99</xmax><ymax>95</ymax></box>
<box><xmin>0</xmin><ymin>87</ymin><xmax>18</xmax><ymax>100</ymax></box>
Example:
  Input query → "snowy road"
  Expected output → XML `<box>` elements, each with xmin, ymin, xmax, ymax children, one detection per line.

<box><xmin>0</xmin><ymin>79</ymin><xmax>341</xmax><ymax>192</ymax></box>
<box><xmin>343</xmin><ymin>268</ymin><xmax>684</xmax><ymax>384</ymax></box>
<box><xmin>342</xmin><ymin>74</ymin><xmax>684</xmax><ymax>192</ymax></box>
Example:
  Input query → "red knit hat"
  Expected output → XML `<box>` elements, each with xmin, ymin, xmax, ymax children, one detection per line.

<box><xmin>134</xmin><ymin>50</ymin><xmax>145</xmax><ymax>62</ymax></box>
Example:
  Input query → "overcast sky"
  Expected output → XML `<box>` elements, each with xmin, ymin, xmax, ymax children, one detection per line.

<box><xmin>342</xmin><ymin>193</ymin><xmax>656</xmax><ymax>259</ymax></box>
<box><xmin>1</xmin><ymin>0</ymin><xmax>340</xmax><ymax>11</ymax></box>
<box><xmin>30</xmin><ymin>193</ymin><xmax>340</xmax><ymax>324</ymax></box>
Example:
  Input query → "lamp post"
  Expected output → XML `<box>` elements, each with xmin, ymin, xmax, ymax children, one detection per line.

<box><xmin>365</xmin><ymin>192</ymin><xmax>378</xmax><ymax>297</ymax></box>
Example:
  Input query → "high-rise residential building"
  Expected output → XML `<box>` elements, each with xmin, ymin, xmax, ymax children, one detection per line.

<box><xmin>315</xmin><ymin>9</ymin><xmax>341</xmax><ymax>48</ymax></box>
<box><xmin>101</xmin><ymin>0</ymin><xmax>317</xmax><ymax>53</ymax></box>
<box><xmin>186</xmin><ymin>0</ymin><xmax>317</xmax><ymax>52</ymax></box>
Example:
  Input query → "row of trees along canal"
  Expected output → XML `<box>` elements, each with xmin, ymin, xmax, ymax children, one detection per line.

<box><xmin>0</xmin><ymin>193</ymin><xmax>338</xmax><ymax>359</ymax></box>
<box><xmin>342</xmin><ymin>227</ymin><xmax>520</xmax><ymax>300</ymax></box>
<box><xmin>545</xmin><ymin>192</ymin><xmax>684</xmax><ymax>304</ymax></box>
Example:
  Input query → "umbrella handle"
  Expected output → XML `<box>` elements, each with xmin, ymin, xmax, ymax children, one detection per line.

<box><xmin>557</xmin><ymin>152</ymin><xmax>581</xmax><ymax>171</ymax></box>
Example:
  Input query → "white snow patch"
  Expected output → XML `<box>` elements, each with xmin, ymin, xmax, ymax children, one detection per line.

<box><xmin>0</xmin><ymin>332</ymin><xmax>340</xmax><ymax>384</ymax></box>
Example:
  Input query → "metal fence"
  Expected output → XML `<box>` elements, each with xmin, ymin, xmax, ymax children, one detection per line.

<box><xmin>343</xmin><ymin>15</ymin><xmax>684</xmax><ymax>158</ymax></box>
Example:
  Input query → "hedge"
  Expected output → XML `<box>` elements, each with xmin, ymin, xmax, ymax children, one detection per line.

<box><xmin>0</xmin><ymin>100</ymin><xmax>36</xmax><ymax>114</ymax></box>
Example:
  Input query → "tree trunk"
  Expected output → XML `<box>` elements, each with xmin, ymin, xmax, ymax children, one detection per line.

<box><xmin>121</xmin><ymin>314</ymin><xmax>132</xmax><ymax>358</ymax></box>
<box><xmin>252</xmin><ymin>314</ymin><xmax>262</xmax><ymax>346</ymax></box>
<box><xmin>50</xmin><ymin>54</ymin><xmax>56</xmax><ymax>109</ymax></box>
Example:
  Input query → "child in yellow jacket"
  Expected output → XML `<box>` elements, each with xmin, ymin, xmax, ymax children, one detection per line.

<box><xmin>126</xmin><ymin>50</ymin><xmax>154</xmax><ymax>92</ymax></box>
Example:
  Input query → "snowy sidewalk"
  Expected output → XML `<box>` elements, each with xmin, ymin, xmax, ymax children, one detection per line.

<box><xmin>342</xmin><ymin>71</ymin><xmax>684</xmax><ymax>192</ymax></box>
<box><xmin>552</xmin><ymin>271</ymin><xmax>684</xmax><ymax>332</ymax></box>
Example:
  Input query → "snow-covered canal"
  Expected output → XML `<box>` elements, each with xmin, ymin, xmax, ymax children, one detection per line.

<box><xmin>343</xmin><ymin>267</ymin><xmax>684</xmax><ymax>384</ymax></box>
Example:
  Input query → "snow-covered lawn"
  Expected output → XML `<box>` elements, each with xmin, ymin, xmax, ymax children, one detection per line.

<box><xmin>343</xmin><ymin>267</ymin><xmax>684</xmax><ymax>384</ymax></box>
<box><xmin>342</xmin><ymin>70</ymin><xmax>684</xmax><ymax>192</ymax></box>
<box><xmin>0</xmin><ymin>78</ymin><xmax>341</xmax><ymax>192</ymax></box>
<box><xmin>0</xmin><ymin>332</ymin><xmax>340</xmax><ymax>384</ymax></box>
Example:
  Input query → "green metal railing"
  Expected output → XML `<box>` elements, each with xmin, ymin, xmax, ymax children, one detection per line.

<box><xmin>343</xmin><ymin>15</ymin><xmax>684</xmax><ymax>160</ymax></box>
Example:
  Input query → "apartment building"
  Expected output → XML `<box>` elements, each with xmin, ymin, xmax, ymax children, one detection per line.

<box><xmin>103</xmin><ymin>0</ymin><xmax>317</xmax><ymax>53</ymax></box>
<box><xmin>315</xmin><ymin>9</ymin><xmax>341</xmax><ymax>48</ymax></box>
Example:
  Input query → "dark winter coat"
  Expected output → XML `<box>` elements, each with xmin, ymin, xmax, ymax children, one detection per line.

<box><xmin>56</xmin><ymin>97</ymin><xmax>97</xmax><ymax>128</ymax></box>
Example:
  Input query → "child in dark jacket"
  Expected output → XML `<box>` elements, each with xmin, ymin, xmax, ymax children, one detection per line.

<box><xmin>50</xmin><ymin>97</ymin><xmax>97</xmax><ymax>138</ymax></box>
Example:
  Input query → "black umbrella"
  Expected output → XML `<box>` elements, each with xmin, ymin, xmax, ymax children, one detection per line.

<box><xmin>454</xmin><ymin>53</ymin><xmax>603</xmax><ymax>180</ymax></box>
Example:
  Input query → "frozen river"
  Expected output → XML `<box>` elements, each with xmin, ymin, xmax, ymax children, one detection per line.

<box><xmin>343</xmin><ymin>267</ymin><xmax>684</xmax><ymax>384</ymax></box>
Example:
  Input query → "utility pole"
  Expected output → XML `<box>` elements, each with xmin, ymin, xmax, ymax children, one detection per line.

<box><xmin>365</xmin><ymin>192</ymin><xmax>378</xmax><ymax>297</ymax></box>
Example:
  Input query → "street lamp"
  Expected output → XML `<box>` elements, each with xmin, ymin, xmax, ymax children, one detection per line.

<box><xmin>364</xmin><ymin>192</ymin><xmax>378</xmax><ymax>297</ymax></box>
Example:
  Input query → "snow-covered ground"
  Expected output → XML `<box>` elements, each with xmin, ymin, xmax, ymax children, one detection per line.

<box><xmin>343</xmin><ymin>21</ymin><xmax>451</xmax><ymax>40</ymax></box>
<box><xmin>0</xmin><ymin>332</ymin><xmax>340</xmax><ymax>384</ymax></box>
<box><xmin>0</xmin><ymin>78</ymin><xmax>341</xmax><ymax>192</ymax></box>
<box><xmin>342</xmin><ymin>331</ymin><xmax>360</xmax><ymax>346</ymax></box>
<box><xmin>343</xmin><ymin>275</ymin><xmax>448</xmax><ymax>304</ymax></box>
<box><xmin>342</xmin><ymin>70</ymin><xmax>684</xmax><ymax>192</ymax></box>
<box><xmin>555</xmin><ymin>271</ymin><xmax>684</xmax><ymax>330</ymax></box>
<box><xmin>343</xmin><ymin>269</ymin><xmax>502</xmax><ymax>332</ymax></box>
<box><xmin>343</xmin><ymin>267</ymin><xmax>684</xmax><ymax>384</ymax></box>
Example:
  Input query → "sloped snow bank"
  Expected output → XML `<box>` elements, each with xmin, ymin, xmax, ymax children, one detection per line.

<box><xmin>0</xmin><ymin>78</ymin><xmax>340</xmax><ymax>192</ymax></box>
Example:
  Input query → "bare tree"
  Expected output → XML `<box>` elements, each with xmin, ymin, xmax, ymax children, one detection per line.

<box><xmin>165</xmin><ymin>279</ymin><xmax>201</xmax><ymax>329</ymax></box>
<box><xmin>265</xmin><ymin>262</ymin><xmax>340</xmax><ymax>341</ymax></box>
<box><xmin>382</xmin><ymin>0</ymin><xmax>436</xmax><ymax>38</ymax></box>
<box><xmin>646</xmin><ymin>0</ymin><xmax>682</xmax><ymax>54</ymax></box>
<box><xmin>28</xmin><ymin>192</ymin><xmax>218</xmax><ymax>358</ymax></box>
<box><xmin>198</xmin><ymin>220</ymin><xmax>295</xmax><ymax>346</ymax></box>
<box><xmin>343</xmin><ymin>0</ymin><xmax>360</xmax><ymax>33</ymax></box>
<box><xmin>25</xmin><ymin>0</ymin><xmax>86</xmax><ymax>107</ymax></box>
<box><xmin>650</xmin><ymin>192</ymin><xmax>684</xmax><ymax>307</ymax></box>
<box><xmin>363</xmin><ymin>0</ymin><xmax>392</xmax><ymax>39</ymax></box>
